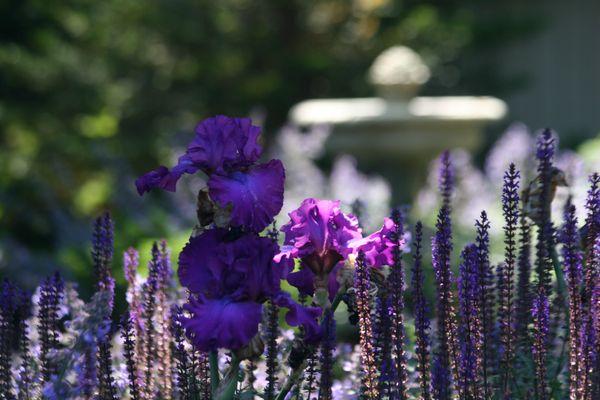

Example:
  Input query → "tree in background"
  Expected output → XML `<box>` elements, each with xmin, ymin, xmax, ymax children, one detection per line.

<box><xmin>0</xmin><ymin>0</ymin><xmax>539</xmax><ymax>291</ymax></box>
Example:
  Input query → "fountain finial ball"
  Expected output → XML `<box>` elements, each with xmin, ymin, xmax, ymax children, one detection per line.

<box><xmin>368</xmin><ymin>46</ymin><xmax>430</xmax><ymax>101</ymax></box>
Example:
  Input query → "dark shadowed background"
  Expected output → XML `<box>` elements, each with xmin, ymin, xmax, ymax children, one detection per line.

<box><xmin>1</xmin><ymin>0</ymin><xmax>599</xmax><ymax>298</ymax></box>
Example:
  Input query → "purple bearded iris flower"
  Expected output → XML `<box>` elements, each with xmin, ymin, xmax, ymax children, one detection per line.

<box><xmin>178</xmin><ymin>228</ymin><xmax>321</xmax><ymax>351</ymax></box>
<box><xmin>275</xmin><ymin>199</ymin><xmax>362</xmax><ymax>298</ymax></box>
<box><xmin>208</xmin><ymin>159</ymin><xmax>285</xmax><ymax>232</ymax></box>
<box><xmin>350</xmin><ymin>217</ymin><xmax>410</xmax><ymax>268</ymax></box>
<box><xmin>135</xmin><ymin>115</ymin><xmax>284</xmax><ymax>232</ymax></box>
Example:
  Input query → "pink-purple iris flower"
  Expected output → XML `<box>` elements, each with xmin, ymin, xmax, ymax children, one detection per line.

<box><xmin>178</xmin><ymin>228</ymin><xmax>321</xmax><ymax>351</ymax></box>
<box><xmin>135</xmin><ymin>115</ymin><xmax>284</xmax><ymax>232</ymax></box>
<box><xmin>350</xmin><ymin>217</ymin><xmax>410</xmax><ymax>267</ymax></box>
<box><xmin>276</xmin><ymin>198</ymin><xmax>406</xmax><ymax>301</ymax></box>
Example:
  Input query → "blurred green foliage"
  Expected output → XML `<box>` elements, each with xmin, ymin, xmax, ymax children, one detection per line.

<box><xmin>0</xmin><ymin>0</ymin><xmax>539</xmax><ymax>294</ymax></box>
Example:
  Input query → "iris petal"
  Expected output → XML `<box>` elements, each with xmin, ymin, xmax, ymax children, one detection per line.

<box><xmin>188</xmin><ymin>115</ymin><xmax>262</xmax><ymax>173</ymax></box>
<box><xmin>350</xmin><ymin>217</ymin><xmax>410</xmax><ymax>268</ymax></box>
<box><xmin>135</xmin><ymin>115</ymin><xmax>262</xmax><ymax>195</ymax></box>
<box><xmin>208</xmin><ymin>160</ymin><xmax>285</xmax><ymax>232</ymax></box>
<box><xmin>277</xmin><ymin>198</ymin><xmax>362</xmax><ymax>274</ymax></box>
<box><xmin>182</xmin><ymin>297</ymin><xmax>263</xmax><ymax>351</ymax></box>
<box><xmin>178</xmin><ymin>228</ymin><xmax>283</xmax><ymax>300</ymax></box>
<box><xmin>273</xmin><ymin>292</ymin><xmax>322</xmax><ymax>343</ymax></box>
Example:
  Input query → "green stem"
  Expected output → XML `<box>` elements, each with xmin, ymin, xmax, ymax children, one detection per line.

<box><xmin>209</xmin><ymin>350</ymin><xmax>220</xmax><ymax>394</ymax></box>
<box><xmin>214</xmin><ymin>354</ymin><xmax>241</xmax><ymax>400</ymax></box>
<box><xmin>275</xmin><ymin>359</ymin><xmax>308</xmax><ymax>400</ymax></box>
<box><xmin>330</xmin><ymin>289</ymin><xmax>345</xmax><ymax>312</ymax></box>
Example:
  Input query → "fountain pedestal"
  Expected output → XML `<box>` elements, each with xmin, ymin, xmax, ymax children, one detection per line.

<box><xmin>289</xmin><ymin>46</ymin><xmax>507</xmax><ymax>202</ymax></box>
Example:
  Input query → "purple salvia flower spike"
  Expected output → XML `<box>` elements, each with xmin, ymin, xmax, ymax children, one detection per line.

<box><xmin>97</xmin><ymin>334</ymin><xmax>118</xmax><ymax>400</ymax></box>
<box><xmin>498</xmin><ymin>163</ymin><xmax>520</xmax><ymax>399</ymax></box>
<box><xmin>389</xmin><ymin>208</ymin><xmax>408</xmax><ymax>399</ymax></box>
<box><xmin>475</xmin><ymin>210</ymin><xmax>493</xmax><ymax>398</ymax></box>
<box><xmin>38</xmin><ymin>272</ymin><xmax>64</xmax><ymax>385</ymax></box>
<box><xmin>583</xmin><ymin>173</ymin><xmax>600</xmax><ymax>300</ymax></box>
<box><xmin>142</xmin><ymin>243</ymin><xmax>160</xmax><ymax>398</ymax></box>
<box><xmin>411</xmin><ymin>221</ymin><xmax>432</xmax><ymax>400</ymax></box>
<box><xmin>318</xmin><ymin>310</ymin><xmax>336</xmax><ymax>400</ymax></box>
<box><xmin>91</xmin><ymin>213</ymin><xmax>118</xmax><ymax>400</ymax></box>
<box><xmin>193</xmin><ymin>351</ymin><xmax>211</xmax><ymax>400</ymax></box>
<box><xmin>0</xmin><ymin>280</ymin><xmax>16</xmax><ymax>399</ymax></box>
<box><xmin>155</xmin><ymin>240</ymin><xmax>173</xmax><ymax>397</ymax></box>
<box><xmin>16</xmin><ymin>289</ymin><xmax>33</xmax><ymax>400</ymax></box>
<box><xmin>302</xmin><ymin>351</ymin><xmax>318</xmax><ymax>399</ymax></box>
<box><xmin>123</xmin><ymin>247</ymin><xmax>145</xmax><ymax>386</ymax></box>
<box><xmin>264</xmin><ymin>298</ymin><xmax>279</xmax><ymax>400</ymax></box>
<box><xmin>457</xmin><ymin>244</ymin><xmax>484</xmax><ymax>400</ymax></box>
<box><xmin>532</xmin><ymin>291</ymin><xmax>550</xmax><ymax>400</ymax></box>
<box><xmin>170</xmin><ymin>306</ymin><xmax>193</xmax><ymax>400</ymax></box>
<box><xmin>516</xmin><ymin>195</ymin><xmax>533</xmax><ymax>349</ymax></box>
<box><xmin>560</xmin><ymin>198</ymin><xmax>585</xmax><ymax>400</ymax></box>
<box><xmin>589</xmin><ymin>272</ymin><xmax>600</xmax><ymax>398</ymax></box>
<box><xmin>121</xmin><ymin>312</ymin><xmax>141</xmax><ymax>400</ymax></box>
<box><xmin>354</xmin><ymin>251</ymin><xmax>379</xmax><ymax>399</ymax></box>
<box><xmin>580</xmin><ymin>237</ymin><xmax>600</xmax><ymax>398</ymax></box>
<box><xmin>123</xmin><ymin>249</ymin><xmax>142</xmax><ymax>321</ymax></box>
<box><xmin>92</xmin><ymin>212</ymin><xmax>115</xmax><ymax>296</ymax></box>
<box><xmin>80</xmin><ymin>347</ymin><xmax>97</xmax><ymax>400</ymax></box>
<box><xmin>431</xmin><ymin>151</ymin><xmax>459</xmax><ymax>399</ymax></box>
<box><xmin>531</xmin><ymin>129</ymin><xmax>558</xmax><ymax>296</ymax></box>
<box><xmin>265</xmin><ymin>222</ymin><xmax>280</xmax><ymax>400</ymax></box>
<box><xmin>374</xmin><ymin>285</ymin><xmax>393</xmax><ymax>397</ymax></box>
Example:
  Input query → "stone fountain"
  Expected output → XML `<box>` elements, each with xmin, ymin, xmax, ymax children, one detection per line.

<box><xmin>289</xmin><ymin>46</ymin><xmax>507</xmax><ymax>202</ymax></box>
